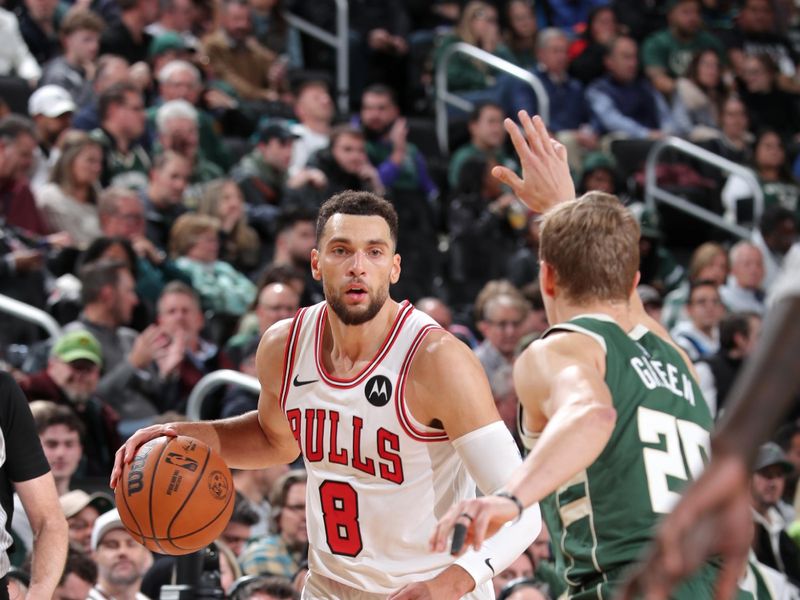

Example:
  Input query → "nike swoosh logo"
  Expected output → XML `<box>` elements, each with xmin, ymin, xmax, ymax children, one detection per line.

<box><xmin>484</xmin><ymin>558</ymin><xmax>495</xmax><ymax>575</ymax></box>
<box><xmin>293</xmin><ymin>375</ymin><xmax>319</xmax><ymax>387</ymax></box>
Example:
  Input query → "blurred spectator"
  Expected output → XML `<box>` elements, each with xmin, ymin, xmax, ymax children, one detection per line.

<box><xmin>633</xmin><ymin>206</ymin><xmax>684</xmax><ymax>294</ymax></box>
<box><xmin>140</xmin><ymin>151</ymin><xmax>189</xmax><ymax>251</ymax></box>
<box><xmin>169</xmin><ymin>213</ymin><xmax>257</xmax><ymax>317</ymax></box>
<box><xmin>508</xmin><ymin>28</ymin><xmax>597</xmax><ymax>171</ymax></box>
<box><xmin>144</xmin><ymin>0</ymin><xmax>199</xmax><ymax>50</ymax></box>
<box><xmin>473</xmin><ymin>281</ymin><xmax>529</xmax><ymax>380</ymax></box>
<box><xmin>417</xmin><ymin>296</ymin><xmax>479</xmax><ymax>348</ymax></box>
<box><xmin>219</xmin><ymin>494</ymin><xmax>259</xmax><ymax>557</ymax></box>
<box><xmin>724</xmin><ymin>129</ymin><xmax>800</xmax><ymax>227</ymax></box>
<box><xmin>702</xmin><ymin>94</ymin><xmax>753</xmax><ymax>165</ymax></box>
<box><xmin>99</xmin><ymin>0</ymin><xmax>157</xmax><ymax>64</ymax></box>
<box><xmin>753</xmin><ymin>206</ymin><xmax>798</xmax><ymax>291</ymax></box>
<box><xmin>152</xmin><ymin>281</ymin><xmax>235</xmax><ymax>414</ymax></box>
<box><xmin>519</xmin><ymin>282</ymin><xmax>548</xmax><ymax>341</ymax></box>
<box><xmin>507</xmin><ymin>214</ymin><xmax>541</xmax><ymax>291</ymax></box>
<box><xmin>15</xmin><ymin>0</ymin><xmax>65</xmax><ymax>66</ymax></box>
<box><xmin>586</xmin><ymin>36</ymin><xmax>674</xmax><ymax>139</ymax></box>
<box><xmin>36</xmin><ymin>131</ymin><xmax>103</xmax><ymax>249</ymax></box>
<box><xmin>90</xmin><ymin>81</ymin><xmax>151</xmax><ymax>190</ymax></box>
<box><xmin>497</xmin><ymin>578</ymin><xmax>551</xmax><ymax>600</ymax></box>
<box><xmin>662</xmin><ymin>242</ymin><xmax>729</xmax><ymax>329</ymax></box>
<box><xmin>724</xmin><ymin>0</ymin><xmax>799</xmax><ymax>91</ymax></box>
<box><xmin>288</xmin><ymin>80</ymin><xmax>334</xmax><ymax>175</ymax></box>
<box><xmin>29</xmin><ymin>401</ymin><xmax>82</xmax><ymax>496</ymax></box>
<box><xmin>640</xmin><ymin>0</ymin><xmax>724</xmax><ymax>97</ymax></box>
<box><xmin>27</xmin><ymin>85</ymin><xmax>75</xmax><ymax>191</ymax></box>
<box><xmin>154</xmin><ymin>99</ymin><xmax>224</xmax><ymax>183</ymax></box>
<box><xmin>696</xmin><ymin>311</ymin><xmax>761</xmax><ymax>416</ymax></box>
<box><xmin>448</xmin><ymin>102</ymin><xmax>517</xmax><ymax>189</ymax></box>
<box><xmin>150</xmin><ymin>60</ymin><xmax>230</xmax><ymax>170</ymax></box>
<box><xmin>751</xmin><ymin>443</ymin><xmax>800</xmax><ymax>585</ymax></box>
<box><xmin>669</xmin><ymin>279</ymin><xmax>724</xmax><ymax>361</ymax></box>
<box><xmin>492</xmin><ymin>548</ymin><xmax>534</xmax><ymax>597</ymax></box>
<box><xmin>720</xmin><ymin>240</ymin><xmax>767</xmax><ymax>314</ymax></box>
<box><xmin>576</xmin><ymin>151</ymin><xmax>618</xmax><ymax>195</ymax></box>
<box><xmin>196</xmin><ymin>179</ymin><xmax>261</xmax><ymax>275</ymax></box>
<box><xmin>231</xmin><ymin>576</ymin><xmax>299</xmax><ymax>600</ymax></box>
<box><xmin>240</xmin><ymin>470</ymin><xmax>308</xmax><ymax>579</ymax></box>
<box><xmin>53</xmin><ymin>544</ymin><xmax>98</xmax><ymax>599</ymax></box>
<box><xmin>40</xmin><ymin>9</ymin><xmax>104</xmax><ymax>107</ymax></box>
<box><xmin>568</xmin><ymin>5</ymin><xmax>619</xmax><ymax>85</ymax></box>
<box><xmin>18</xmin><ymin>329</ymin><xmax>121</xmax><ymax>478</ymax></box>
<box><xmin>248</xmin><ymin>0</ymin><xmax>301</xmax><ymax>67</ymax></box>
<box><xmin>67</xmin><ymin>259</ymin><xmax>164</xmax><ymax>432</ymax></box>
<box><xmin>89</xmin><ymin>509</ymin><xmax>153</xmax><ymax>600</ymax></box>
<box><xmin>671</xmin><ymin>49</ymin><xmax>727</xmax><ymax>141</ymax></box>
<box><xmin>434</xmin><ymin>1</ymin><xmax>515</xmax><ymax>96</ymax></box>
<box><xmin>0</xmin><ymin>115</ymin><xmax>50</xmax><ymax>236</ymax></box>
<box><xmin>60</xmin><ymin>489</ymin><xmax>113</xmax><ymax>552</ymax></box>
<box><xmin>637</xmin><ymin>284</ymin><xmax>664</xmax><ymax>323</ymax></box>
<box><xmin>736</xmin><ymin>54</ymin><xmax>800</xmax><ymax>136</ymax></box>
<box><xmin>202</xmin><ymin>0</ymin><xmax>281</xmax><ymax>102</ymax></box>
<box><xmin>448</xmin><ymin>154</ymin><xmax>520</xmax><ymax>307</ymax></box>
<box><xmin>534</xmin><ymin>0</ymin><xmax>609</xmax><ymax>34</ymax></box>
<box><xmin>504</xmin><ymin>0</ymin><xmax>538</xmax><ymax>68</ymax></box>
<box><xmin>286</xmin><ymin>125</ymin><xmax>384</xmax><ymax>210</ymax></box>
<box><xmin>72</xmin><ymin>55</ymin><xmax>130</xmax><ymax>132</ymax></box>
<box><xmin>148</xmin><ymin>32</ymin><xmax>194</xmax><ymax>78</ymax></box>
<box><xmin>0</xmin><ymin>7</ymin><xmax>42</xmax><ymax>83</ymax></box>
<box><xmin>98</xmin><ymin>187</ymin><xmax>188</xmax><ymax>306</ymax></box>
<box><xmin>360</xmin><ymin>84</ymin><xmax>438</xmax><ymax>300</ymax></box>
<box><xmin>489</xmin><ymin>363</ymin><xmax>519</xmax><ymax>443</ymax></box>
<box><xmin>232</xmin><ymin>464</ymin><xmax>290</xmax><ymax>538</ymax></box>
<box><xmin>270</xmin><ymin>207</ymin><xmax>321</xmax><ymax>305</ymax></box>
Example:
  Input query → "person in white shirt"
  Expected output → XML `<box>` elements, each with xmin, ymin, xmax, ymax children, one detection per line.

<box><xmin>288</xmin><ymin>79</ymin><xmax>334</xmax><ymax>175</ymax></box>
<box><xmin>89</xmin><ymin>509</ymin><xmax>153</xmax><ymax>600</ymax></box>
<box><xmin>670</xmin><ymin>279</ymin><xmax>725</xmax><ymax>361</ymax></box>
<box><xmin>0</xmin><ymin>7</ymin><xmax>41</xmax><ymax>84</ymax></box>
<box><xmin>721</xmin><ymin>240</ymin><xmax>767</xmax><ymax>315</ymax></box>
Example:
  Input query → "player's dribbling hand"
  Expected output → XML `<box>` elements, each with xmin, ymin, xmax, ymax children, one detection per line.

<box><xmin>429</xmin><ymin>496</ymin><xmax>519</xmax><ymax>556</ymax></box>
<box><xmin>616</xmin><ymin>453</ymin><xmax>753</xmax><ymax>600</ymax></box>
<box><xmin>493</xmin><ymin>111</ymin><xmax>575</xmax><ymax>214</ymax></box>
<box><xmin>109</xmin><ymin>423</ymin><xmax>180</xmax><ymax>489</ymax></box>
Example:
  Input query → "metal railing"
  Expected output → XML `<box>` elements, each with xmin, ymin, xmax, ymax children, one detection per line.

<box><xmin>0</xmin><ymin>293</ymin><xmax>62</xmax><ymax>340</ymax></box>
<box><xmin>435</xmin><ymin>41</ymin><xmax>549</xmax><ymax>155</ymax></box>
<box><xmin>186</xmin><ymin>369</ymin><xmax>259</xmax><ymax>421</ymax></box>
<box><xmin>284</xmin><ymin>0</ymin><xmax>349</xmax><ymax>113</ymax></box>
<box><xmin>644</xmin><ymin>136</ymin><xmax>763</xmax><ymax>239</ymax></box>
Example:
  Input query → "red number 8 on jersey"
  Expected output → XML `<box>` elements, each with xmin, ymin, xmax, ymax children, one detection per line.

<box><xmin>319</xmin><ymin>480</ymin><xmax>363</xmax><ymax>557</ymax></box>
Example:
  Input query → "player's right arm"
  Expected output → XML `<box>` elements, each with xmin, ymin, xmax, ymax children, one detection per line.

<box><xmin>110</xmin><ymin>320</ymin><xmax>300</xmax><ymax>488</ymax></box>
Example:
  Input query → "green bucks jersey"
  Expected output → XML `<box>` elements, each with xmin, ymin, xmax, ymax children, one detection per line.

<box><xmin>520</xmin><ymin>314</ymin><xmax>714</xmax><ymax>597</ymax></box>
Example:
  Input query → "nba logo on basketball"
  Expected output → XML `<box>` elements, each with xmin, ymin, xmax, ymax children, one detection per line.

<box><xmin>365</xmin><ymin>375</ymin><xmax>392</xmax><ymax>407</ymax></box>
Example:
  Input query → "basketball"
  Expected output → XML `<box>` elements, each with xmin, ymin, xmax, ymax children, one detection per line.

<box><xmin>114</xmin><ymin>435</ymin><xmax>235</xmax><ymax>555</ymax></box>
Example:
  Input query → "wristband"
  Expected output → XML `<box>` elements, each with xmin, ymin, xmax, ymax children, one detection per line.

<box><xmin>495</xmin><ymin>491</ymin><xmax>524</xmax><ymax>524</ymax></box>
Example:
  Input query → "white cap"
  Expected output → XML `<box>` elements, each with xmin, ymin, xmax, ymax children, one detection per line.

<box><xmin>91</xmin><ymin>508</ymin><xmax>125</xmax><ymax>551</ymax></box>
<box><xmin>28</xmin><ymin>85</ymin><xmax>76</xmax><ymax>118</ymax></box>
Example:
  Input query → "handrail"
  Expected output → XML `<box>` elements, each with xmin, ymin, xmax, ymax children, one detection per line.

<box><xmin>644</xmin><ymin>136</ymin><xmax>763</xmax><ymax>239</ymax></box>
<box><xmin>284</xmin><ymin>0</ymin><xmax>349</xmax><ymax>114</ymax></box>
<box><xmin>186</xmin><ymin>369</ymin><xmax>259</xmax><ymax>421</ymax></box>
<box><xmin>435</xmin><ymin>41</ymin><xmax>549</xmax><ymax>155</ymax></box>
<box><xmin>0</xmin><ymin>293</ymin><xmax>62</xmax><ymax>340</ymax></box>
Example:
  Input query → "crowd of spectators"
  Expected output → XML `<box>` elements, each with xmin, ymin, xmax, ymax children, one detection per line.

<box><xmin>1</xmin><ymin>0</ymin><xmax>800</xmax><ymax>597</ymax></box>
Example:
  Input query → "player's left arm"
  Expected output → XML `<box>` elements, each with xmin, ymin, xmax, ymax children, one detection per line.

<box><xmin>390</xmin><ymin>331</ymin><xmax>541</xmax><ymax>599</ymax></box>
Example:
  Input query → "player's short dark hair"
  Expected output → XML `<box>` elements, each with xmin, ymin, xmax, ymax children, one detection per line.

<box><xmin>468</xmin><ymin>101</ymin><xmax>504</xmax><ymax>123</ymax></box>
<box><xmin>316</xmin><ymin>191</ymin><xmax>398</xmax><ymax>247</ymax></box>
<box><xmin>31</xmin><ymin>401</ymin><xmax>86</xmax><ymax>439</ymax></box>
<box><xmin>719</xmin><ymin>311</ymin><xmax>759</xmax><ymax>352</ymax></box>
<box><xmin>230</xmin><ymin>492</ymin><xmax>260</xmax><ymax>527</ymax></box>
<box><xmin>98</xmin><ymin>81</ymin><xmax>140</xmax><ymax>122</ymax></box>
<box><xmin>0</xmin><ymin>114</ymin><xmax>35</xmax><ymax>142</ymax></box>
<box><xmin>687</xmin><ymin>279</ymin><xmax>719</xmax><ymax>304</ymax></box>
<box><xmin>231</xmin><ymin>575</ymin><xmax>298</xmax><ymax>600</ymax></box>
<box><xmin>79</xmin><ymin>259</ymin><xmax>130</xmax><ymax>305</ymax></box>
<box><xmin>60</xmin><ymin>545</ymin><xmax>98</xmax><ymax>586</ymax></box>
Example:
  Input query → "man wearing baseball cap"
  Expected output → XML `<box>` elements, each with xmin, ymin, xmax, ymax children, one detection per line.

<box><xmin>89</xmin><ymin>509</ymin><xmax>152</xmax><ymax>600</ymax></box>
<box><xmin>27</xmin><ymin>84</ymin><xmax>76</xmax><ymax>190</ymax></box>
<box><xmin>60</xmin><ymin>489</ymin><xmax>113</xmax><ymax>552</ymax></box>
<box><xmin>751</xmin><ymin>442</ymin><xmax>800</xmax><ymax>584</ymax></box>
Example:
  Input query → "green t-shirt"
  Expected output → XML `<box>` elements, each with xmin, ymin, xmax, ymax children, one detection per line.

<box><xmin>641</xmin><ymin>29</ymin><xmax>725</xmax><ymax>78</ymax></box>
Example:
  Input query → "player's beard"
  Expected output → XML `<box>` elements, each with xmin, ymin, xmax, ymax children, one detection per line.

<box><xmin>325</xmin><ymin>281</ymin><xmax>389</xmax><ymax>325</ymax></box>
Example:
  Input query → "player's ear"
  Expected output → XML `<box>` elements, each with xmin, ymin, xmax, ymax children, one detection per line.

<box><xmin>631</xmin><ymin>270</ymin><xmax>641</xmax><ymax>295</ymax></box>
<box><xmin>540</xmin><ymin>261</ymin><xmax>557</xmax><ymax>298</ymax></box>
<box><xmin>390</xmin><ymin>253</ymin><xmax>401</xmax><ymax>284</ymax></box>
<box><xmin>310</xmin><ymin>248</ymin><xmax>321</xmax><ymax>281</ymax></box>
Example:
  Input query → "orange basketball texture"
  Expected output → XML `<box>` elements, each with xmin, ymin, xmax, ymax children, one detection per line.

<box><xmin>115</xmin><ymin>435</ymin><xmax>235</xmax><ymax>555</ymax></box>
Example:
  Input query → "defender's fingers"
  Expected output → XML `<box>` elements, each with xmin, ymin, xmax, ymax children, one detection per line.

<box><xmin>518</xmin><ymin>111</ymin><xmax>546</xmax><ymax>159</ymax></box>
<box><xmin>491</xmin><ymin>165</ymin><xmax>523</xmax><ymax>191</ymax></box>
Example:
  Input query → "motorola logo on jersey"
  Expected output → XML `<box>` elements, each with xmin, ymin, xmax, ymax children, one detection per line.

<box><xmin>365</xmin><ymin>375</ymin><xmax>392</xmax><ymax>407</ymax></box>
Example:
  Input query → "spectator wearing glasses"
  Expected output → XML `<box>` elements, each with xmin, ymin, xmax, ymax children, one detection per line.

<box><xmin>473</xmin><ymin>281</ymin><xmax>530</xmax><ymax>382</ymax></box>
<box><xmin>669</xmin><ymin>279</ymin><xmax>725</xmax><ymax>361</ymax></box>
<box><xmin>240</xmin><ymin>470</ymin><xmax>308</xmax><ymax>579</ymax></box>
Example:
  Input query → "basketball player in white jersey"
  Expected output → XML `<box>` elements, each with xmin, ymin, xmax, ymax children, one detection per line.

<box><xmin>111</xmin><ymin>190</ymin><xmax>541</xmax><ymax>599</ymax></box>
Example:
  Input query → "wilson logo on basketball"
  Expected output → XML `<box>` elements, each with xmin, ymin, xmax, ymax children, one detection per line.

<box><xmin>127</xmin><ymin>441</ymin><xmax>155</xmax><ymax>496</ymax></box>
<box><xmin>165</xmin><ymin>452</ymin><xmax>199</xmax><ymax>472</ymax></box>
<box><xmin>208</xmin><ymin>470</ymin><xmax>229</xmax><ymax>500</ymax></box>
<box><xmin>365</xmin><ymin>375</ymin><xmax>392</xmax><ymax>407</ymax></box>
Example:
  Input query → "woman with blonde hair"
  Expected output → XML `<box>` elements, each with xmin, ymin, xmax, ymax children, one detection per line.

<box><xmin>195</xmin><ymin>179</ymin><xmax>261</xmax><ymax>275</ymax></box>
<box><xmin>169</xmin><ymin>213</ymin><xmax>257</xmax><ymax>317</ymax></box>
<box><xmin>35</xmin><ymin>130</ymin><xmax>104</xmax><ymax>248</ymax></box>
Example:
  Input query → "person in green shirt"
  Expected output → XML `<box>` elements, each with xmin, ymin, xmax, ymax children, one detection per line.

<box><xmin>641</xmin><ymin>0</ymin><xmax>725</xmax><ymax>96</ymax></box>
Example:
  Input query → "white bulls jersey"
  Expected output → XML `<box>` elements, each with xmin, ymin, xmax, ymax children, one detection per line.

<box><xmin>281</xmin><ymin>300</ymin><xmax>492</xmax><ymax>598</ymax></box>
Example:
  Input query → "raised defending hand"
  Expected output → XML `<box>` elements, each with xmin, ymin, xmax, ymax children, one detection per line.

<box><xmin>429</xmin><ymin>496</ymin><xmax>519</xmax><ymax>557</ymax></box>
<box><xmin>110</xmin><ymin>423</ymin><xmax>180</xmax><ymax>489</ymax></box>
<box><xmin>616</xmin><ymin>453</ymin><xmax>753</xmax><ymax>600</ymax></box>
<box><xmin>493</xmin><ymin>110</ymin><xmax>575</xmax><ymax>214</ymax></box>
